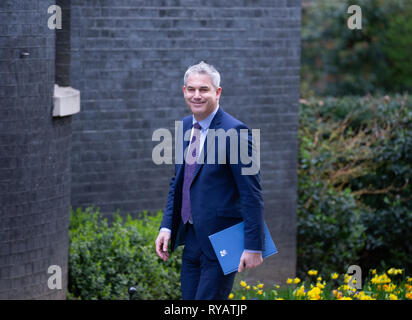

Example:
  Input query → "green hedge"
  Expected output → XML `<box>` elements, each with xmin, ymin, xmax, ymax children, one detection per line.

<box><xmin>301</xmin><ymin>0</ymin><xmax>412</xmax><ymax>96</ymax></box>
<box><xmin>297</xmin><ymin>94</ymin><xmax>412</xmax><ymax>277</ymax></box>
<box><xmin>68</xmin><ymin>206</ymin><xmax>182</xmax><ymax>300</ymax></box>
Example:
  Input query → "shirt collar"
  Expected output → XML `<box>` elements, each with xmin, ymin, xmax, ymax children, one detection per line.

<box><xmin>192</xmin><ymin>105</ymin><xmax>220</xmax><ymax>130</ymax></box>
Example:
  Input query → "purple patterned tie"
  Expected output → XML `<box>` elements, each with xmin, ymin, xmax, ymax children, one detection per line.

<box><xmin>181</xmin><ymin>122</ymin><xmax>202</xmax><ymax>224</ymax></box>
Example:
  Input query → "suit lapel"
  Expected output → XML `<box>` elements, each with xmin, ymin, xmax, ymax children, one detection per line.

<box><xmin>182</xmin><ymin>116</ymin><xmax>192</xmax><ymax>161</ymax></box>
<box><xmin>175</xmin><ymin>116</ymin><xmax>192</xmax><ymax>185</ymax></box>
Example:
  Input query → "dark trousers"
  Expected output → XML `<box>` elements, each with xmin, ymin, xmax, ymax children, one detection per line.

<box><xmin>181</xmin><ymin>224</ymin><xmax>237</xmax><ymax>300</ymax></box>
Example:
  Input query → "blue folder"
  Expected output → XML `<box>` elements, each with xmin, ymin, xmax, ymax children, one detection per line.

<box><xmin>208</xmin><ymin>222</ymin><xmax>278</xmax><ymax>275</ymax></box>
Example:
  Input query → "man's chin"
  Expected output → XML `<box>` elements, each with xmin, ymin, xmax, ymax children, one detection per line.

<box><xmin>190</xmin><ymin>105</ymin><xmax>205</xmax><ymax>113</ymax></box>
<box><xmin>188</xmin><ymin>104</ymin><xmax>216</xmax><ymax>120</ymax></box>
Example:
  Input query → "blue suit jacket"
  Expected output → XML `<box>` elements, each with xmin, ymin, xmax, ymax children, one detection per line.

<box><xmin>160</xmin><ymin>106</ymin><xmax>265</xmax><ymax>260</ymax></box>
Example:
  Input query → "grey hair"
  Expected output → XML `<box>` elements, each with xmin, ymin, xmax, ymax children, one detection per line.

<box><xmin>183</xmin><ymin>61</ymin><xmax>221</xmax><ymax>88</ymax></box>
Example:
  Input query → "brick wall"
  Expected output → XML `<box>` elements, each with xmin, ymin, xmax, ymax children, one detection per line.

<box><xmin>70</xmin><ymin>0</ymin><xmax>301</xmax><ymax>285</ymax></box>
<box><xmin>0</xmin><ymin>0</ymin><xmax>71</xmax><ymax>299</ymax></box>
<box><xmin>55</xmin><ymin>0</ymin><xmax>71</xmax><ymax>86</ymax></box>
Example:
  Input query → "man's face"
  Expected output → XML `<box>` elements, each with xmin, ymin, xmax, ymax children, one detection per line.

<box><xmin>183</xmin><ymin>73</ymin><xmax>222</xmax><ymax>121</ymax></box>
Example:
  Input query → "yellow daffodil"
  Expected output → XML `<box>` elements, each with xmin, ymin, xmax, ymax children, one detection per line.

<box><xmin>229</xmin><ymin>270</ymin><xmax>412</xmax><ymax>301</ymax></box>
<box><xmin>359</xmin><ymin>295</ymin><xmax>374</xmax><ymax>300</ymax></box>
<box><xmin>354</xmin><ymin>291</ymin><xmax>375</xmax><ymax>300</ymax></box>
<box><xmin>383</xmin><ymin>283</ymin><xmax>396</xmax><ymax>292</ymax></box>
<box><xmin>344</xmin><ymin>274</ymin><xmax>350</xmax><ymax>284</ymax></box>
<box><xmin>293</xmin><ymin>285</ymin><xmax>306</xmax><ymax>298</ymax></box>
<box><xmin>371</xmin><ymin>273</ymin><xmax>391</xmax><ymax>285</ymax></box>
<box><xmin>333</xmin><ymin>290</ymin><xmax>343</xmax><ymax>299</ymax></box>
<box><xmin>316</xmin><ymin>282</ymin><xmax>325</xmax><ymax>289</ymax></box>
<box><xmin>308</xmin><ymin>270</ymin><xmax>318</xmax><ymax>276</ymax></box>
<box><xmin>387</xmin><ymin>268</ymin><xmax>403</xmax><ymax>275</ymax></box>
<box><xmin>307</xmin><ymin>286</ymin><xmax>321</xmax><ymax>300</ymax></box>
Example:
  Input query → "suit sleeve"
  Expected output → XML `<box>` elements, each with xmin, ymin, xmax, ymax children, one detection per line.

<box><xmin>159</xmin><ymin>170</ymin><xmax>177</xmax><ymax>231</ymax></box>
<box><xmin>228</xmin><ymin>124</ymin><xmax>265</xmax><ymax>251</ymax></box>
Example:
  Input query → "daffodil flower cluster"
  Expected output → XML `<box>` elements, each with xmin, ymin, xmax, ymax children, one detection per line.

<box><xmin>229</xmin><ymin>268</ymin><xmax>412</xmax><ymax>300</ymax></box>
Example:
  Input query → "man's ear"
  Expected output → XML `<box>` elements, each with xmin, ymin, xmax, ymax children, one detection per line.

<box><xmin>216</xmin><ymin>87</ymin><xmax>222</xmax><ymax>98</ymax></box>
<box><xmin>182</xmin><ymin>85</ymin><xmax>186</xmax><ymax>94</ymax></box>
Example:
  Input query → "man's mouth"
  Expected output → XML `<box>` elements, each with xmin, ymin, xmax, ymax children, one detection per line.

<box><xmin>191</xmin><ymin>101</ymin><xmax>205</xmax><ymax>105</ymax></box>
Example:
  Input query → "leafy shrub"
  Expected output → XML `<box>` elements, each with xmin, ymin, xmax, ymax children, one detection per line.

<box><xmin>297</xmin><ymin>179</ymin><xmax>366</xmax><ymax>277</ymax></box>
<box><xmin>301</xmin><ymin>0</ymin><xmax>412</xmax><ymax>96</ymax></box>
<box><xmin>297</xmin><ymin>94</ymin><xmax>411</xmax><ymax>277</ymax></box>
<box><xmin>382</xmin><ymin>6</ymin><xmax>412</xmax><ymax>89</ymax></box>
<box><xmin>68</xmin><ymin>206</ymin><xmax>182</xmax><ymax>300</ymax></box>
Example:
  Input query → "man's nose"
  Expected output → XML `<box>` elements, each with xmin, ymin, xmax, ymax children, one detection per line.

<box><xmin>193</xmin><ymin>89</ymin><xmax>201</xmax><ymax>99</ymax></box>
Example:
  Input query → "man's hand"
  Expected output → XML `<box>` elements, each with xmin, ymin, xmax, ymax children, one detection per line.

<box><xmin>238</xmin><ymin>251</ymin><xmax>263</xmax><ymax>272</ymax></box>
<box><xmin>155</xmin><ymin>231</ymin><xmax>171</xmax><ymax>262</ymax></box>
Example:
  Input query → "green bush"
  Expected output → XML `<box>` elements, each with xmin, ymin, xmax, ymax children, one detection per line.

<box><xmin>68</xmin><ymin>206</ymin><xmax>182</xmax><ymax>300</ymax></box>
<box><xmin>297</xmin><ymin>94</ymin><xmax>411</xmax><ymax>278</ymax></box>
<box><xmin>382</xmin><ymin>6</ymin><xmax>412</xmax><ymax>89</ymax></box>
<box><xmin>297</xmin><ymin>179</ymin><xmax>366</xmax><ymax>277</ymax></box>
<box><xmin>301</xmin><ymin>0</ymin><xmax>412</xmax><ymax>96</ymax></box>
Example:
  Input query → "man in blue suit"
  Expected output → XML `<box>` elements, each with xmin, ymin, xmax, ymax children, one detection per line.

<box><xmin>155</xmin><ymin>61</ymin><xmax>264</xmax><ymax>300</ymax></box>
